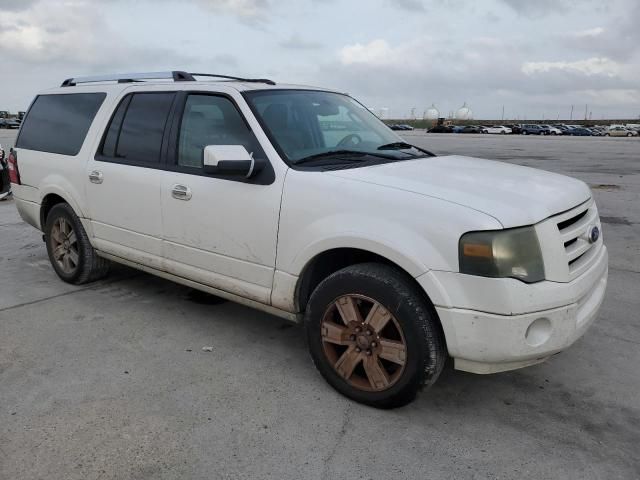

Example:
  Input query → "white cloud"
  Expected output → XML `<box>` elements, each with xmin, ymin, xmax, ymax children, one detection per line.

<box><xmin>279</xmin><ymin>33</ymin><xmax>323</xmax><ymax>50</ymax></box>
<box><xmin>339</xmin><ymin>39</ymin><xmax>394</xmax><ymax>66</ymax></box>
<box><xmin>522</xmin><ymin>57</ymin><xmax>621</xmax><ymax>77</ymax></box>
<box><xmin>570</xmin><ymin>27</ymin><xmax>604</xmax><ymax>38</ymax></box>
<box><xmin>193</xmin><ymin>0</ymin><xmax>270</xmax><ymax>23</ymax></box>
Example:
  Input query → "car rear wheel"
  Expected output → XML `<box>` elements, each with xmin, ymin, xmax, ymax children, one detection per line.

<box><xmin>305</xmin><ymin>263</ymin><xmax>446</xmax><ymax>409</ymax></box>
<box><xmin>45</xmin><ymin>203</ymin><xmax>110</xmax><ymax>284</ymax></box>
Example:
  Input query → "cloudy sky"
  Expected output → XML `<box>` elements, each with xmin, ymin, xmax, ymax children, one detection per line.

<box><xmin>0</xmin><ymin>0</ymin><xmax>639</xmax><ymax>119</ymax></box>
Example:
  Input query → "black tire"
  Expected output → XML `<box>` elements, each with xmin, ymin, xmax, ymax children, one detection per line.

<box><xmin>522</xmin><ymin>131</ymin><xmax>528</xmax><ymax>135</ymax></box>
<box><xmin>44</xmin><ymin>203</ymin><xmax>110</xmax><ymax>284</ymax></box>
<box><xmin>305</xmin><ymin>263</ymin><xmax>446</xmax><ymax>409</ymax></box>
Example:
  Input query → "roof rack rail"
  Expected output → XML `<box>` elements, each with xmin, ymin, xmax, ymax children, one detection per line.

<box><xmin>190</xmin><ymin>73</ymin><xmax>276</xmax><ymax>85</ymax></box>
<box><xmin>60</xmin><ymin>71</ymin><xmax>276</xmax><ymax>87</ymax></box>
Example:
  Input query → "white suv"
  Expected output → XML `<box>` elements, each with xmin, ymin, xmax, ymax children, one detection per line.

<box><xmin>9</xmin><ymin>71</ymin><xmax>608</xmax><ymax>408</ymax></box>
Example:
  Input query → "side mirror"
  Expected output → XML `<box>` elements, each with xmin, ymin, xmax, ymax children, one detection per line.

<box><xmin>203</xmin><ymin>145</ymin><xmax>262</xmax><ymax>178</ymax></box>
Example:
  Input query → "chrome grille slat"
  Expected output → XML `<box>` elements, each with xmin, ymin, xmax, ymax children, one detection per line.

<box><xmin>560</xmin><ymin>208</ymin><xmax>598</xmax><ymax>242</ymax></box>
<box><xmin>551</xmin><ymin>197</ymin><xmax>601</xmax><ymax>282</ymax></box>
<box><xmin>566</xmin><ymin>238</ymin><xmax>592</xmax><ymax>262</ymax></box>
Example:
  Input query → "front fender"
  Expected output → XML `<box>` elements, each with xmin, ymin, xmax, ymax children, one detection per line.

<box><xmin>284</xmin><ymin>216</ymin><xmax>443</xmax><ymax>278</ymax></box>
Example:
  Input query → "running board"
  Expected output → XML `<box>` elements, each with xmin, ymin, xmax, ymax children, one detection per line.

<box><xmin>97</xmin><ymin>251</ymin><xmax>302</xmax><ymax>323</ymax></box>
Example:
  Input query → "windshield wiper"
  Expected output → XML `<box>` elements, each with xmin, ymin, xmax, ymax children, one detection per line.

<box><xmin>377</xmin><ymin>142</ymin><xmax>436</xmax><ymax>157</ymax></box>
<box><xmin>295</xmin><ymin>149</ymin><xmax>396</xmax><ymax>165</ymax></box>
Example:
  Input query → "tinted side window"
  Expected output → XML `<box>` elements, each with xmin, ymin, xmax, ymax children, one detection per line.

<box><xmin>16</xmin><ymin>93</ymin><xmax>106</xmax><ymax>155</ymax></box>
<box><xmin>177</xmin><ymin>94</ymin><xmax>264</xmax><ymax>168</ymax></box>
<box><xmin>101</xmin><ymin>95</ymin><xmax>131</xmax><ymax>158</ymax></box>
<box><xmin>113</xmin><ymin>93</ymin><xmax>175</xmax><ymax>164</ymax></box>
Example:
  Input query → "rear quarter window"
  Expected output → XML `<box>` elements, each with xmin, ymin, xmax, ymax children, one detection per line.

<box><xmin>16</xmin><ymin>93</ymin><xmax>106</xmax><ymax>156</ymax></box>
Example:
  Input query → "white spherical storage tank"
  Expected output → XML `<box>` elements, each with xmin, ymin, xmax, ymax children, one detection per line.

<box><xmin>425</xmin><ymin>104</ymin><xmax>440</xmax><ymax>120</ymax></box>
<box><xmin>455</xmin><ymin>102</ymin><xmax>473</xmax><ymax>120</ymax></box>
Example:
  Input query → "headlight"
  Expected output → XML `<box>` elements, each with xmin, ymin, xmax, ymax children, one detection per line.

<box><xmin>459</xmin><ymin>226</ymin><xmax>545</xmax><ymax>283</ymax></box>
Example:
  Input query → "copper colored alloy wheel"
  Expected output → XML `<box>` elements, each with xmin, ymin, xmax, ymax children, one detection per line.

<box><xmin>321</xmin><ymin>294</ymin><xmax>407</xmax><ymax>392</ymax></box>
<box><xmin>50</xmin><ymin>217</ymin><xmax>79</xmax><ymax>274</ymax></box>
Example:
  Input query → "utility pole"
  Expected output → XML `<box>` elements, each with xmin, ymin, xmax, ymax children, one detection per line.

<box><xmin>584</xmin><ymin>104</ymin><xmax>588</xmax><ymax>120</ymax></box>
<box><xmin>570</xmin><ymin>105</ymin><xmax>574</xmax><ymax>121</ymax></box>
<box><xmin>501</xmin><ymin>105</ymin><xmax>504</xmax><ymax>121</ymax></box>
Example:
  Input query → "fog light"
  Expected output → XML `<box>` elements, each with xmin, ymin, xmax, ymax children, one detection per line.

<box><xmin>525</xmin><ymin>318</ymin><xmax>552</xmax><ymax>347</ymax></box>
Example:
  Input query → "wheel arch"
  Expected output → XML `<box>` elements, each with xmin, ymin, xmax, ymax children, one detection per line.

<box><xmin>294</xmin><ymin>246</ymin><xmax>438</xmax><ymax>316</ymax></box>
<box><xmin>39</xmin><ymin>188</ymin><xmax>84</xmax><ymax>231</ymax></box>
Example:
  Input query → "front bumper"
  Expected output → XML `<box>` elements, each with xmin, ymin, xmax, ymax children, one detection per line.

<box><xmin>421</xmin><ymin>246</ymin><xmax>608</xmax><ymax>374</ymax></box>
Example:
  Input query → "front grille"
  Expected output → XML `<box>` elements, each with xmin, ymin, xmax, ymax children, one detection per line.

<box><xmin>555</xmin><ymin>199</ymin><xmax>601</xmax><ymax>280</ymax></box>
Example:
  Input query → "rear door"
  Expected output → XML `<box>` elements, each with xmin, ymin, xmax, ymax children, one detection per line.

<box><xmin>159</xmin><ymin>91</ymin><xmax>284</xmax><ymax>304</ymax></box>
<box><xmin>85</xmin><ymin>90</ymin><xmax>176</xmax><ymax>269</ymax></box>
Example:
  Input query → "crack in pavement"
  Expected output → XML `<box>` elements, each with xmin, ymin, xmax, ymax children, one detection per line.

<box><xmin>321</xmin><ymin>403</ymin><xmax>352</xmax><ymax>479</ymax></box>
<box><xmin>0</xmin><ymin>273</ymin><xmax>141</xmax><ymax>313</ymax></box>
<box><xmin>602</xmin><ymin>332</ymin><xmax>640</xmax><ymax>346</ymax></box>
<box><xmin>610</xmin><ymin>266</ymin><xmax>640</xmax><ymax>275</ymax></box>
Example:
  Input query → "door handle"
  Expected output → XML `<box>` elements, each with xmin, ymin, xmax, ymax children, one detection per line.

<box><xmin>171</xmin><ymin>184</ymin><xmax>192</xmax><ymax>201</ymax></box>
<box><xmin>89</xmin><ymin>170</ymin><xmax>103</xmax><ymax>184</ymax></box>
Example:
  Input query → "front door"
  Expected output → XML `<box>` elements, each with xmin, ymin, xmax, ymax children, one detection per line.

<box><xmin>160</xmin><ymin>92</ymin><xmax>284</xmax><ymax>304</ymax></box>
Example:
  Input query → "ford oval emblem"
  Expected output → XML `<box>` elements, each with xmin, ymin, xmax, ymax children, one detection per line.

<box><xmin>588</xmin><ymin>225</ymin><xmax>600</xmax><ymax>243</ymax></box>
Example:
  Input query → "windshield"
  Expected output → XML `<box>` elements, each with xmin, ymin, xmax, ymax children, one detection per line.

<box><xmin>243</xmin><ymin>89</ymin><xmax>415</xmax><ymax>164</ymax></box>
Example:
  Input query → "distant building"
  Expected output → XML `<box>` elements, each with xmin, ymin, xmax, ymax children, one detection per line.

<box><xmin>455</xmin><ymin>102</ymin><xmax>473</xmax><ymax>120</ymax></box>
<box><xmin>425</xmin><ymin>104</ymin><xmax>439</xmax><ymax>120</ymax></box>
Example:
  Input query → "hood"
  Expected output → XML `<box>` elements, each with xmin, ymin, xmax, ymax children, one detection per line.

<box><xmin>328</xmin><ymin>155</ymin><xmax>591</xmax><ymax>228</ymax></box>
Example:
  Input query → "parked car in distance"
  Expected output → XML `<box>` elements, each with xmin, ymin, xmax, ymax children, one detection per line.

<box><xmin>428</xmin><ymin>125</ymin><xmax>454</xmax><ymax>133</ymax></box>
<box><xmin>481</xmin><ymin>125</ymin><xmax>512</xmax><ymax>134</ymax></box>
<box><xmin>505</xmin><ymin>124</ymin><xmax>522</xmax><ymax>134</ymax></box>
<box><xmin>541</xmin><ymin>125</ymin><xmax>562</xmax><ymax>135</ymax></box>
<box><xmin>605</xmin><ymin>126</ymin><xmax>638</xmax><ymax>137</ymax></box>
<box><xmin>459</xmin><ymin>125</ymin><xmax>483</xmax><ymax>134</ymax></box>
<box><xmin>521</xmin><ymin>124</ymin><xmax>547</xmax><ymax>135</ymax></box>
<box><xmin>10</xmin><ymin>71</ymin><xmax>608</xmax><ymax>409</ymax></box>
<box><xmin>389</xmin><ymin>124</ymin><xmax>414</xmax><ymax>131</ymax></box>
<box><xmin>0</xmin><ymin>119</ymin><xmax>20</xmax><ymax>129</ymax></box>
<box><xmin>566</xmin><ymin>127</ymin><xmax>592</xmax><ymax>136</ymax></box>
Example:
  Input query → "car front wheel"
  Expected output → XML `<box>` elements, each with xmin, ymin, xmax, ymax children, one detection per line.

<box><xmin>305</xmin><ymin>263</ymin><xmax>446</xmax><ymax>409</ymax></box>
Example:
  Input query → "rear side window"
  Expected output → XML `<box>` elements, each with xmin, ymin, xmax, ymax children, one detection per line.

<box><xmin>100</xmin><ymin>92</ymin><xmax>175</xmax><ymax>165</ymax></box>
<box><xmin>16</xmin><ymin>93</ymin><xmax>106</xmax><ymax>156</ymax></box>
